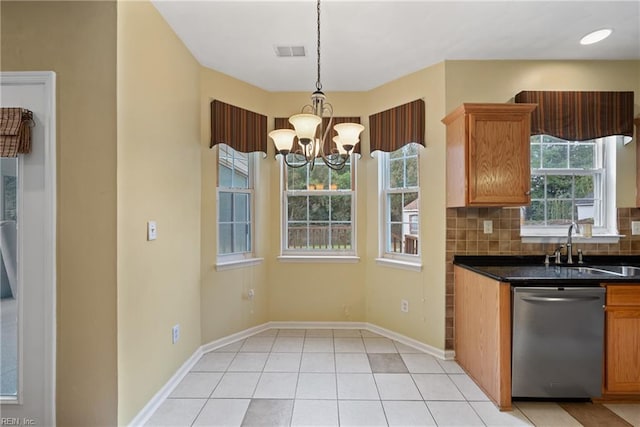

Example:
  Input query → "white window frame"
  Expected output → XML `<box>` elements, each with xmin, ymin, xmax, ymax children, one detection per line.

<box><xmin>376</xmin><ymin>144</ymin><xmax>422</xmax><ymax>270</ymax></box>
<box><xmin>279</xmin><ymin>157</ymin><xmax>357</xmax><ymax>259</ymax></box>
<box><xmin>216</xmin><ymin>144</ymin><xmax>260</xmax><ymax>268</ymax></box>
<box><xmin>521</xmin><ymin>135</ymin><xmax>619</xmax><ymax>243</ymax></box>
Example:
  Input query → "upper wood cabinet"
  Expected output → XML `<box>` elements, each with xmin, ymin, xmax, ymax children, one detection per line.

<box><xmin>442</xmin><ymin>103</ymin><xmax>537</xmax><ymax>207</ymax></box>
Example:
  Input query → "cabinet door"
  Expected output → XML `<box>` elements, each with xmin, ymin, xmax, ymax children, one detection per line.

<box><xmin>468</xmin><ymin>112</ymin><xmax>530</xmax><ymax>205</ymax></box>
<box><xmin>605</xmin><ymin>307</ymin><xmax>640</xmax><ymax>393</ymax></box>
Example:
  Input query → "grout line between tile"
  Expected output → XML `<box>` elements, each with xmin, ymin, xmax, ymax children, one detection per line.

<box><xmin>187</xmin><ymin>398</ymin><xmax>208</xmax><ymax>427</ymax></box>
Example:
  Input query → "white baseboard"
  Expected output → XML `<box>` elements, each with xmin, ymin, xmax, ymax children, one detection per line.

<box><xmin>129</xmin><ymin>323</ymin><xmax>272</xmax><ymax>426</ymax></box>
<box><xmin>365</xmin><ymin>323</ymin><xmax>455</xmax><ymax>360</ymax></box>
<box><xmin>128</xmin><ymin>346</ymin><xmax>203</xmax><ymax>427</ymax></box>
<box><xmin>130</xmin><ymin>320</ymin><xmax>455</xmax><ymax>426</ymax></box>
<box><xmin>267</xmin><ymin>320</ymin><xmax>368</xmax><ymax>330</ymax></box>
<box><xmin>200</xmin><ymin>323</ymin><xmax>270</xmax><ymax>354</ymax></box>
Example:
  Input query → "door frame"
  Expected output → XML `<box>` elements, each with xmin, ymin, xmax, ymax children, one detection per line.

<box><xmin>0</xmin><ymin>71</ymin><xmax>56</xmax><ymax>425</ymax></box>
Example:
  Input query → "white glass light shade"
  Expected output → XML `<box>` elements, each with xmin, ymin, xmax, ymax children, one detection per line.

<box><xmin>269</xmin><ymin>129</ymin><xmax>296</xmax><ymax>152</ymax></box>
<box><xmin>334</xmin><ymin>123</ymin><xmax>364</xmax><ymax>150</ymax></box>
<box><xmin>289</xmin><ymin>114</ymin><xmax>322</xmax><ymax>144</ymax></box>
<box><xmin>332</xmin><ymin>136</ymin><xmax>348</xmax><ymax>155</ymax></box>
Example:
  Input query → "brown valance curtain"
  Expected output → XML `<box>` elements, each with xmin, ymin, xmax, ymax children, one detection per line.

<box><xmin>369</xmin><ymin>99</ymin><xmax>425</xmax><ymax>154</ymax></box>
<box><xmin>515</xmin><ymin>91</ymin><xmax>634</xmax><ymax>142</ymax></box>
<box><xmin>273</xmin><ymin>116</ymin><xmax>362</xmax><ymax>155</ymax></box>
<box><xmin>210</xmin><ymin>100</ymin><xmax>267</xmax><ymax>154</ymax></box>
<box><xmin>0</xmin><ymin>108</ymin><xmax>33</xmax><ymax>157</ymax></box>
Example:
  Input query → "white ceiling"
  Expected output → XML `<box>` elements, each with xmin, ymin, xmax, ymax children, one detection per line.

<box><xmin>152</xmin><ymin>0</ymin><xmax>640</xmax><ymax>92</ymax></box>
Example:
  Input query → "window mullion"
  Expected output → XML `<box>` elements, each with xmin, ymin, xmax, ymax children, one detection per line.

<box><xmin>230</xmin><ymin>193</ymin><xmax>236</xmax><ymax>252</ymax></box>
<box><xmin>403</xmin><ymin>155</ymin><xmax>407</xmax><ymax>188</ymax></box>
<box><xmin>543</xmin><ymin>175</ymin><xmax>548</xmax><ymax>225</ymax></box>
<box><xmin>306</xmin><ymin>194</ymin><xmax>310</xmax><ymax>249</ymax></box>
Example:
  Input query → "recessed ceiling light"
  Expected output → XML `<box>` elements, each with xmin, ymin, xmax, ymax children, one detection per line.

<box><xmin>580</xmin><ymin>29</ymin><xmax>613</xmax><ymax>45</ymax></box>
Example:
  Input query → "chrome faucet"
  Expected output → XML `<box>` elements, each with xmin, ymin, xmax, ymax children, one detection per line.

<box><xmin>554</xmin><ymin>246</ymin><xmax>564</xmax><ymax>264</ymax></box>
<box><xmin>566</xmin><ymin>222</ymin><xmax>580</xmax><ymax>264</ymax></box>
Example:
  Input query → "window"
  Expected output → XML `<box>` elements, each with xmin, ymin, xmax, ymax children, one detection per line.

<box><xmin>217</xmin><ymin>144</ymin><xmax>255</xmax><ymax>261</ymax></box>
<box><xmin>380</xmin><ymin>143</ymin><xmax>420</xmax><ymax>258</ymax></box>
<box><xmin>522</xmin><ymin>135</ymin><xmax>618</xmax><ymax>236</ymax></box>
<box><xmin>282</xmin><ymin>156</ymin><xmax>354</xmax><ymax>255</ymax></box>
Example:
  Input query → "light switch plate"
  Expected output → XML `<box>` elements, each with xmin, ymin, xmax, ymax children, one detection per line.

<box><xmin>632</xmin><ymin>221</ymin><xmax>640</xmax><ymax>235</ymax></box>
<box><xmin>172</xmin><ymin>324</ymin><xmax>180</xmax><ymax>344</ymax></box>
<box><xmin>147</xmin><ymin>221</ymin><xmax>157</xmax><ymax>240</ymax></box>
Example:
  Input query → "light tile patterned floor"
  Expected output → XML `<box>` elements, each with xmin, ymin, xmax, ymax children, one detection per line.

<box><xmin>145</xmin><ymin>328</ymin><xmax>640</xmax><ymax>426</ymax></box>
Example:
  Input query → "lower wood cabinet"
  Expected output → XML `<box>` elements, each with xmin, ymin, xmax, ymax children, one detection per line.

<box><xmin>454</xmin><ymin>266</ymin><xmax>512</xmax><ymax>409</ymax></box>
<box><xmin>604</xmin><ymin>285</ymin><xmax>640</xmax><ymax>395</ymax></box>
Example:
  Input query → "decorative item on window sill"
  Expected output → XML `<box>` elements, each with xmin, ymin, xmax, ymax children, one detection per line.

<box><xmin>0</xmin><ymin>107</ymin><xmax>34</xmax><ymax>157</ymax></box>
<box><xmin>268</xmin><ymin>0</ymin><xmax>364</xmax><ymax>171</ymax></box>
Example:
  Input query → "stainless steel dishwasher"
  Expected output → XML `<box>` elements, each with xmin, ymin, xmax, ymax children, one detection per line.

<box><xmin>512</xmin><ymin>286</ymin><xmax>605</xmax><ymax>398</ymax></box>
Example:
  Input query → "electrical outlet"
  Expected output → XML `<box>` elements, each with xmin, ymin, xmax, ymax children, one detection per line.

<box><xmin>343</xmin><ymin>304</ymin><xmax>351</xmax><ymax>318</ymax></box>
<box><xmin>172</xmin><ymin>324</ymin><xmax>180</xmax><ymax>344</ymax></box>
<box><xmin>632</xmin><ymin>221</ymin><xmax>640</xmax><ymax>235</ymax></box>
<box><xmin>483</xmin><ymin>220</ymin><xmax>493</xmax><ymax>234</ymax></box>
<box><xmin>247</xmin><ymin>289</ymin><xmax>255</xmax><ymax>300</ymax></box>
<box><xmin>400</xmin><ymin>299</ymin><xmax>409</xmax><ymax>313</ymax></box>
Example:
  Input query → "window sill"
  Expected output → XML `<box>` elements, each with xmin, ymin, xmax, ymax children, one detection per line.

<box><xmin>277</xmin><ymin>255</ymin><xmax>360</xmax><ymax>264</ymax></box>
<box><xmin>215</xmin><ymin>257</ymin><xmax>264</xmax><ymax>271</ymax></box>
<box><xmin>521</xmin><ymin>234</ymin><xmax>623</xmax><ymax>245</ymax></box>
<box><xmin>375</xmin><ymin>257</ymin><xmax>423</xmax><ymax>272</ymax></box>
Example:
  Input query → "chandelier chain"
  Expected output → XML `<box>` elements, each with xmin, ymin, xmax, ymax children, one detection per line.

<box><xmin>316</xmin><ymin>0</ymin><xmax>322</xmax><ymax>91</ymax></box>
<box><xmin>268</xmin><ymin>0</ymin><xmax>363</xmax><ymax>171</ymax></box>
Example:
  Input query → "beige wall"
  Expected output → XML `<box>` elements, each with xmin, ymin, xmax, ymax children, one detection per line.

<box><xmin>1</xmin><ymin>2</ymin><xmax>118</xmax><ymax>425</ymax></box>
<box><xmin>198</xmin><ymin>86</ymin><xmax>371</xmax><ymax>332</ymax></box>
<box><xmin>117</xmin><ymin>1</ymin><xmax>202</xmax><ymax>425</ymax></box>
<box><xmin>199</xmin><ymin>68</ymin><xmax>271</xmax><ymax>343</ymax></box>
<box><xmin>363</xmin><ymin>63</ymin><xmax>448</xmax><ymax>349</ymax></box>
<box><xmin>266</xmin><ymin>92</ymin><xmax>368</xmax><ymax>322</ymax></box>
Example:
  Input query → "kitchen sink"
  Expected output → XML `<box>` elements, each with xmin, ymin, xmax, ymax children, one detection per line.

<box><xmin>568</xmin><ymin>266</ymin><xmax>625</xmax><ymax>276</ymax></box>
<box><xmin>600</xmin><ymin>265</ymin><xmax>640</xmax><ymax>277</ymax></box>
<box><xmin>568</xmin><ymin>265</ymin><xmax>640</xmax><ymax>277</ymax></box>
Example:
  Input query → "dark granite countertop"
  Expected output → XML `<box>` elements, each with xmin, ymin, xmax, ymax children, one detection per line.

<box><xmin>454</xmin><ymin>255</ymin><xmax>640</xmax><ymax>285</ymax></box>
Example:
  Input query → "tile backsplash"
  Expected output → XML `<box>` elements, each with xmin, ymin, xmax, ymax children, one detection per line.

<box><xmin>445</xmin><ymin>207</ymin><xmax>640</xmax><ymax>350</ymax></box>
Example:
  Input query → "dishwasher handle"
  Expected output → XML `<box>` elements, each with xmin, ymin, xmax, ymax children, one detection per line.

<box><xmin>521</xmin><ymin>295</ymin><xmax>601</xmax><ymax>303</ymax></box>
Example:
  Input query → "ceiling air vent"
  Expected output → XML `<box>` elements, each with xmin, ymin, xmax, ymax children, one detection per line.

<box><xmin>275</xmin><ymin>45</ymin><xmax>306</xmax><ymax>57</ymax></box>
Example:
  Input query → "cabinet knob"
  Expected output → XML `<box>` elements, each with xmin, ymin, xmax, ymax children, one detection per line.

<box><xmin>525</xmin><ymin>190</ymin><xmax>531</xmax><ymax>196</ymax></box>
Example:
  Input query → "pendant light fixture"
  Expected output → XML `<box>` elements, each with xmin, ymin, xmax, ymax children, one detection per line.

<box><xmin>269</xmin><ymin>0</ymin><xmax>364</xmax><ymax>171</ymax></box>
